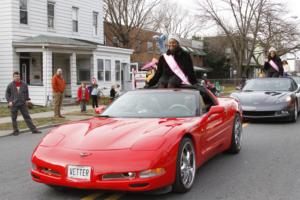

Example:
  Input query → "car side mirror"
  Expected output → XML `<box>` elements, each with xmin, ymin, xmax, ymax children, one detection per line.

<box><xmin>208</xmin><ymin>106</ymin><xmax>225</xmax><ymax>115</ymax></box>
<box><xmin>95</xmin><ymin>105</ymin><xmax>107</xmax><ymax>114</ymax></box>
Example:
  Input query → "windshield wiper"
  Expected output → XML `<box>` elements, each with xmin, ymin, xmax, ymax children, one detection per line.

<box><xmin>242</xmin><ymin>89</ymin><xmax>254</xmax><ymax>92</ymax></box>
<box><xmin>98</xmin><ymin>115</ymin><xmax>112</xmax><ymax>118</ymax></box>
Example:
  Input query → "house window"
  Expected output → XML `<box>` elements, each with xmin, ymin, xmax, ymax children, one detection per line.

<box><xmin>93</xmin><ymin>12</ymin><xmax>98</xmax><ymax>35</ymax></box>
<box><xmin>20</xmin><ymin>0</ymin><xmax>28</xmax><ymax>24</ymax></box>
<box><xmin>47</xmin><ymin>2</ymin><xmax>55</xmax><ymax>28</ymax></box>
<box><xmin>97</xmin><ymin>59</ymin><xmax>104</xmax><ymax>81</ymax></box>
<box><xmin>136</xmin><ymin>40</ymin><xmax>142</xmax><ymax>53</ymax></box>
<box><xmin>147</xmin><ymin>41</ymin><xmax>153</xmax><ymax>52</ymax></box>
<box><xmin>78</xmin><ymin>70</ymin><xmax>90</xmax><ymax>82</ymax></box>
<box><xmin>115</xmin><ymin>60</ymin><xmax>121</xmax><ymax>81</ymax></box>
<box><xmin>105</xmin><ymin>60</ymin><xmax>111</xmax><ymax>81</ymax></box>
<box><xmin>104</xmin><ymin>35</ymin><xmax>107</xmax><ymax>45</ymax></box>
<box><xmin>72</xmin><ymin>7</ymin><xmax>79</xmax><ymax>32</ymax></box>
<box><xmin>112</xmin><ymin>36</ymin><xmax>119</xmax><ymax>47</ymax></box>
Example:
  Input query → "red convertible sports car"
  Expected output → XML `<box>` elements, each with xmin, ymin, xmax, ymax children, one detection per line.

<box><xmin>31</xmin><ymin>86</ymin><xmax>242</xmax><ymax>193</ymax></box>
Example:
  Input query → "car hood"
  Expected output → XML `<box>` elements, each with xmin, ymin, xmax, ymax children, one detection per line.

<box><xmin>44</xmin><ymin>117</ymin><xmax>193</xmax><ymax>151</ymax></box>
<box><xmin>232</xmin><ymin>91</ymin><xmax>290</xmax><ymax>108</ymax></box>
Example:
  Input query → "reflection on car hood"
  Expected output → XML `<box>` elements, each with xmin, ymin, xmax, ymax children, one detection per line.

<box><xmin>49</xmin><ymin>117</ymin><xmax>194</xmax><ymax>151</ymax></box>
<box><xmin>232</xmin><ymin>91</ymin><xmax>290</xmax><ymax>107</ymax></box>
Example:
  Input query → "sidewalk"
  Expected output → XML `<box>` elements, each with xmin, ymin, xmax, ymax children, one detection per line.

<box><xmin>0</xmin><ymin>106</ymin><xmax>95</xmax><ymax>137</ymax></box>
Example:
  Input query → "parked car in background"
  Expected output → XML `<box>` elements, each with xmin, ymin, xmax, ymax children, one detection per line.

<box><xmin>231</xmin><ymin>78</ymin><xmax>300</xmax><ymax>122</ymax></box>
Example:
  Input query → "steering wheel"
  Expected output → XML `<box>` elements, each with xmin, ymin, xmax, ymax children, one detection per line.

<box><xmin>168</xmin><ymin>104</ymin><xmax>191</xmax><ymax>115</ymax></box>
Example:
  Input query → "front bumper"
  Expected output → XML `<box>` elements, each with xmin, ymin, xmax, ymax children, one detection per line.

<box><xmin>31</xmin><ymin>168</ymin><xmax>173</xmax><ymax>191</ymax></box>
<box><xmin>31</xmin><ymin>147</ymin><xmax>176</xmax><ymax>192</ymax></box>
<box><xmin>243</xmin><ymin>110</ymin><xmax>292</xmax><ymax>120</ymax></box>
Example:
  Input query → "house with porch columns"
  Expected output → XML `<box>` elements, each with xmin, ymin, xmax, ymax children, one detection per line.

<box><xmin>0</xmin><ymin>0</ymin><xmax>133</xmax><ymax>106</ymax></box>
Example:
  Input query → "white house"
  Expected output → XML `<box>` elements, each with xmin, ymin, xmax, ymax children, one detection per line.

<box><xmin>0</xmin><ymin>0</ymin><xmax>133</xmax><ymax>106</ymax></box>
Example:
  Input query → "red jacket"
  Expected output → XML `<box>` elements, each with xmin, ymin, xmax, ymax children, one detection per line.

<box><xmin>52</xmin><ymin>75</ymin><xmax>66</xmax><ymax>93</ymax></box>
<box><xmin>77</xmin><ymin>87</ymin><xmax>90</xmax><ymax>101</ymax></box>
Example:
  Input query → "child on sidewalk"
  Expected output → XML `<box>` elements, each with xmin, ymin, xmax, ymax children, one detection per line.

<box><xmin>91</xmin><ymin>84</ymin><xmax>100</xmax><ymax>108</ymax></box>
<box><xmin>77</xmin><ymin>82</ymin><xmax>90</xmax><ymax>112</ymax></box>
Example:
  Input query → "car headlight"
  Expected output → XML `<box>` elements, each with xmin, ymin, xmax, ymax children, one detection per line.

<box><xmin>277</xmin><ymin>96</ymin><xmax>292</xmax><ymax>103</ymax></box>
<box><xmin>139</xmin><ymin>168</ymin><xmax>166</xmax><ymax>178</ymax></box>
<box><xmin>286</xmin><ymin>96</ymin><xmax>292</xmax><ymax>102</ymax></box>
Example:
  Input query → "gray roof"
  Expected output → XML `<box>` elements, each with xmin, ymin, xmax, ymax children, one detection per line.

<box><xmin>13</xmin><ymin>35</ymin><xmax>98</xmax><ymax>49</ymax></box>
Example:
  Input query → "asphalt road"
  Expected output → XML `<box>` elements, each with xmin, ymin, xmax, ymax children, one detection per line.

<box><xmin>1</xmin><ymin>119</ymin><xmax>300</xmax><ymax>200</ymax></box>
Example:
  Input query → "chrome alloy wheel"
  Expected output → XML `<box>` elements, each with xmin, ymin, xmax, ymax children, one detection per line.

<box><xmin>234</xmin><ymin>116</ymin><xmax>242</xmax><ymax>150</ymax></box>
<box><xmin>180</xmin><ymin>141</ymin><xmax>196</xmax><ymax>189</ymax></box>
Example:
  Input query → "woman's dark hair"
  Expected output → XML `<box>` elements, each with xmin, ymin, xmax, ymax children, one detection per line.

<box><xmin>268</xmin><ymin>52</ymin><xmax>277</xmax><ymax>60</ymax></box>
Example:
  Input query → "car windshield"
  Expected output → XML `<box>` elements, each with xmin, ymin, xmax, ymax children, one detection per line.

<box><xmin>242</xmin><ymin>78</ymin><xmax>293</xmax><ymax>92</ymax></box>
<box><xmin>292</xmin><ymin>76</ymin><xmax>300</xmax><ymax>84</ymax></box>
<box><xmin>101</xmin><ymin>90</ymin><xmax>199</xmax><ymax>118</ymax></box>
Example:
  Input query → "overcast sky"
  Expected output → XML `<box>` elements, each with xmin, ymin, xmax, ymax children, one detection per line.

<box><xmin>171</xmin><ymin>0</ymin><xmax>300</xmax><ymax>36</ymax></box>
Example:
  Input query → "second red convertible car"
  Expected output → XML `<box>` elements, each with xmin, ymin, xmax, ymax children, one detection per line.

<box><xmin>31</xmin><ymin>86</ymin><xmax>242</xmax><ymax>193</ymax></box>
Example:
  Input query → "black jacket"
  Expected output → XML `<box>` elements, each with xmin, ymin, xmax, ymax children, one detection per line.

<box><xmin>6</xmin><ymin>81</ymin><xmax>30</xmax><ymax>106</ymax></box>
<box><xmin>110</xmin><ymin>88</ymin><xmax>116</xmax><ymax>99</ymax></box>
<box><xmin>148</xmin><ymin>47</ymin><xmax>197</xmax><ymax>87</ymax></box>
<box><xmin>264</xmin><ymin>57</ymin><xmax>283</xmax><ymax>76</ymax></box>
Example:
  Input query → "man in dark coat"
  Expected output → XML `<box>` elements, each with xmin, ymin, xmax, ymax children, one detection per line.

<box><xmin>5</xmin><ymin>71</ymin><xmax>41</xmax><ymax>135</ymax></box>
<box><xmin>264</xmin><ymin>47</ymin><xmax>283</xmax><ymax>77</ymax></box>
<box><xmin>147</xmin><ymin>34</ymin><xmax>197</xmax><ymax>88</ymax></box>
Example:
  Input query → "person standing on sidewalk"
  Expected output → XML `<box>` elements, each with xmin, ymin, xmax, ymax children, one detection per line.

<box><xmin>77</xmin><ymin>82</ymin><xmax>90</xmax><ymax>113</ymax></box>
<box><xmin>52</xmin><ymin>68</ymin><xmax>66</xmax><ymax>118</ymax></box>
<box><xmin>91</xmin><ymin>83</ymin><xmax>100</xmax><ymax>108</ymax></box>
<box><xmin>5</xmin><ymin>71</ymin><xmax>41</xmax><ymax>136</ymax></box>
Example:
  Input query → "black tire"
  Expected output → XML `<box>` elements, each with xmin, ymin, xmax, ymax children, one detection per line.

<box><xmin>227</xmin><ymin>114</ymin><xmax>242</xmax><ymax>154</ymax></box>
<box><xmin>290</xmin><ymin>101</ymin><xmax>298</xmax><ymax>122</ymax></box>
<box><xmin>173</xmin><ymin>137</ymin><xmax>196</xmax><ymax>193</ymax></box>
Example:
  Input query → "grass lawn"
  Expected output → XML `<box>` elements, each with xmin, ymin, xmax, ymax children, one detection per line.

<box><xmin>65</xmin><ymin>108</ymin><xmax>95</xmax><ymax>116</ymax></box>
<box><xmin>0</xmin><ymin>106</ymin><xmax>52</xmax><ymax>118</ymax></box>
<box><xmin>222</xmin><ymin>85</ymin><xmax>237</xmax><ymax>94</ymax></box>
<box><xmin>0</xmin><ymin>117</ymin><xmax>69</xmax><ymax>131</ymax></box>
<box><xmin>221</xmin><ymin>85</ymin><xmax>236</xmax><ymax>96</ymax></box>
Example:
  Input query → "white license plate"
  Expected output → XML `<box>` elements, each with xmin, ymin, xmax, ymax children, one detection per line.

<box><xmin>67</xmin><ymin>165</ymin><xmax>91</xmax><ymax>180</ymax></box>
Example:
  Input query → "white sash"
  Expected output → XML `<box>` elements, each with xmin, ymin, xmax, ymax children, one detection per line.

<box><xmin>269</xmin><ymin>60</ymin><xmax>279</xmax><ymax>72</ymax></box>
<box><xmin>163</xmin><ymin>54</ymin><xmax>191</xmax><ymax>85</ymax></box>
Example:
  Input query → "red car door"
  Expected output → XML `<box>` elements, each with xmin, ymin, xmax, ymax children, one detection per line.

<box><xmin>202</xmin><ymin>106</ymin><xmax>226</xmax><ymax>161</ymax></box>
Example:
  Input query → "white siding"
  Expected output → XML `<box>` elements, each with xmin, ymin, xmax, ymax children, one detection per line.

<box><xmin>94</xmin><ymin>46</ymin><xmax>133</xmax><ymax>95</ymax></box>
<box><xmin>70</xmin><ymin>52</ymin><xmax>77</xmax><ymax>98</ymax></box>
<box><xmin>28</xmin><ymin>86</ymin><xmax>46</xmax><ymax>106</ymax></box>
<box><xmin>43</xmin><ymin>49</ymin><xmax>53</xmax><ymax>106</ymax></box>
<box><xmin>0</xmin><ymin>0</ymin><xmax>13</xmax><ymax>102</ymax></box>
<box><xmin>11</xmin><ymin>0</ymin><xmax>103</xmax><ymax>44</ymax></box>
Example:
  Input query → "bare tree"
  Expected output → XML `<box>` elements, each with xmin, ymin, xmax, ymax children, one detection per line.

<box><xmin>104</xmin><ymin>0</ymin><xmax>160</xmax><ymax>48</ymax></box>
<box><xmin>151</xmin><ymin>1</ymin><xmax>203</xmax><ymax>38</ymax></box>
<box><xmin>253</xmin><ymin>5</ymin><xmax>300</xmax><ymax>66</ymax></box>
<box><xmin>198</xmin><ymin>0</ymin><xmax>270</xmax><ymax>77</ymax></box>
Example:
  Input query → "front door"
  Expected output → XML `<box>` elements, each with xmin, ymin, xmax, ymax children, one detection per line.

<box><xmin>20</xmin><ymin>58</ymin><xmax>30</xmax><ymax>84</ymax></box>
